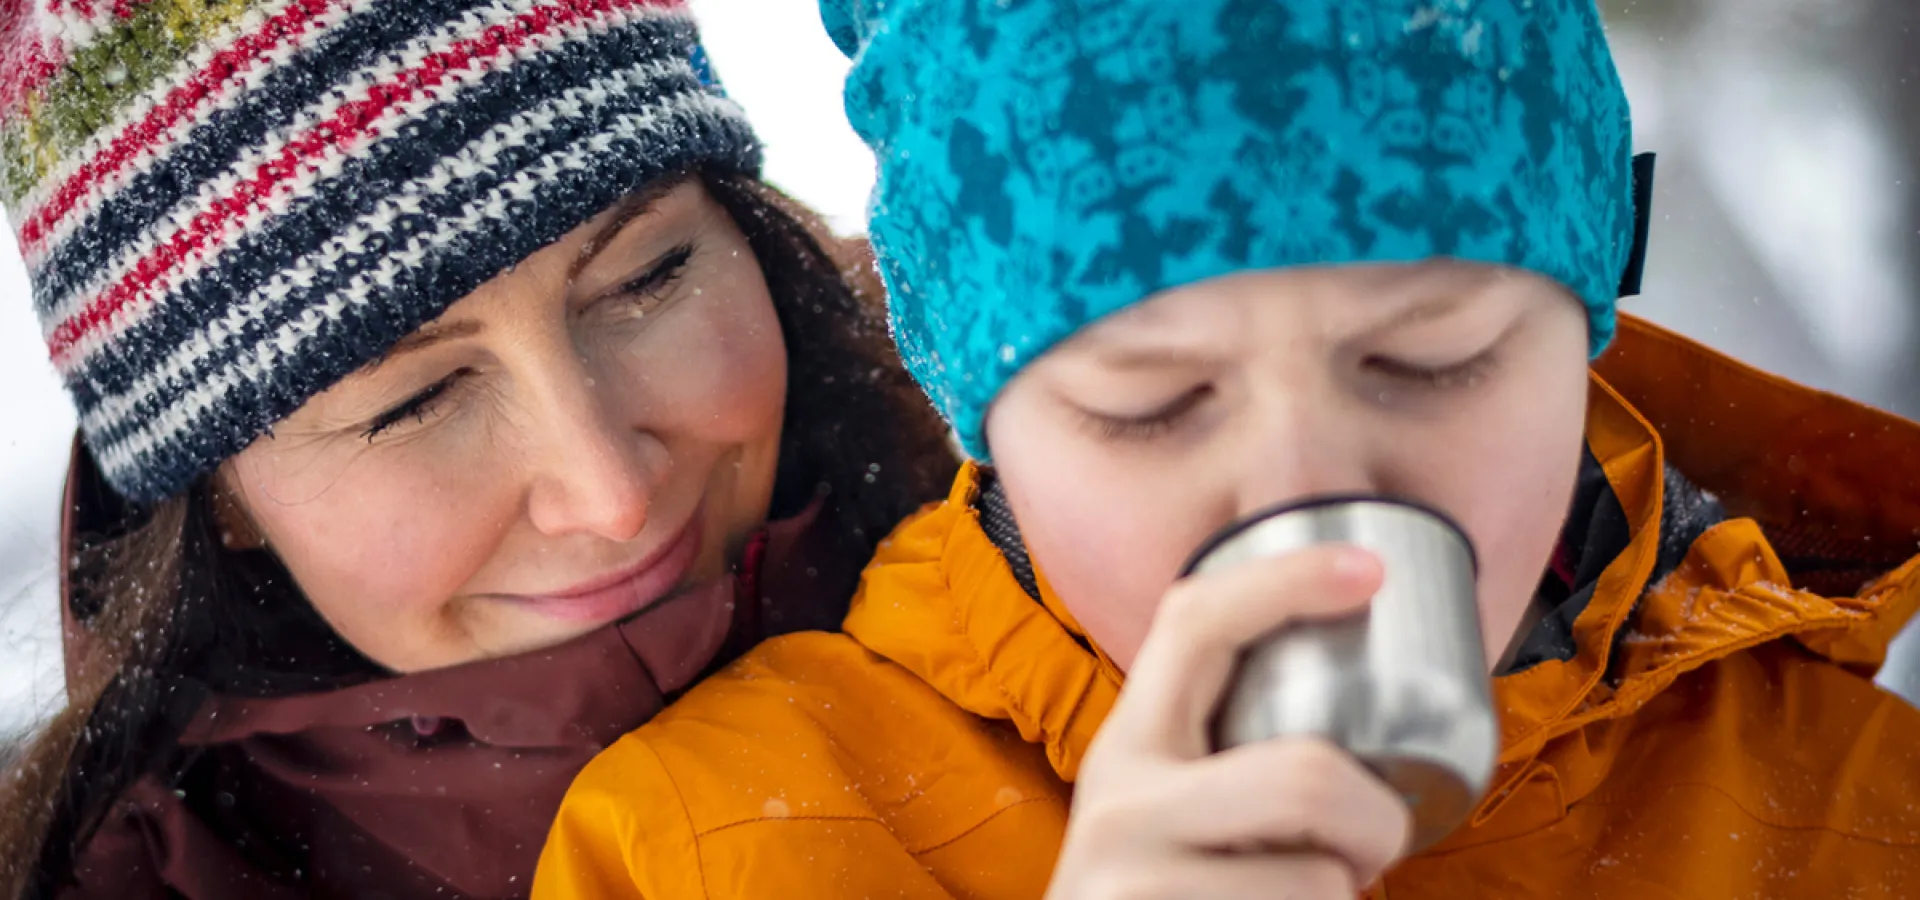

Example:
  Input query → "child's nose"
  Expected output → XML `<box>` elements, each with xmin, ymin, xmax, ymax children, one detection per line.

<box><xmin>1232</xmin><ymin>397</ymin><xmax>1375</xmax><ymax>516</ymax></box>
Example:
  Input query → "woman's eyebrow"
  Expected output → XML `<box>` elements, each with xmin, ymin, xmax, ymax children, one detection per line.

<box><xmin>369</xmin><ymin>319</ymin><xmax>484</xmax><ymax>370</ymax></box>
<box><xmin>569</xmin><ymin>171</ymin><xmax>695</xmax><ymax>281</ymax></box>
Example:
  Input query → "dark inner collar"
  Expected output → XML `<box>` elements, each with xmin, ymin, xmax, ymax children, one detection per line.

<box><xmin>972</xmin><ymin>452</ymin><xmax>1728</xmax><ymax>678</ymax></box>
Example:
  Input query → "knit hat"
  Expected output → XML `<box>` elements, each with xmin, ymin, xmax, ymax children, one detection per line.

<box><xmin>821</xmin><ymin>0</ymin><xmax>1652</xmax><ymax>459</ymax></box>
<box><xmin>0</xmin><ymin>0</ymin><xmax>761</xmax><ymax>503</ymax></box>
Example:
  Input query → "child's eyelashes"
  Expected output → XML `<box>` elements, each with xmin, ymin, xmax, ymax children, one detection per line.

<box><xmin>1080</xmin><ymin>385</ymin><xmax>1215</xmax><ymax>442</ymax></box>
<box><xmin>1364</xmin><ymin>349</ymin><xmax>1498</xmax><ymax>391</ymax></box>
<box><xmin>1072</xmin><ymin>349</ymin><xmax>1494</xmax><ymax>442</ymax></box>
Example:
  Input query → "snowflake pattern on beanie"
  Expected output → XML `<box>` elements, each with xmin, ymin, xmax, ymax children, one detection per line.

<box><xmin>822</xmin><ymin>0</ymin><xmax>1637</xmax><ymax>459</ymax></box>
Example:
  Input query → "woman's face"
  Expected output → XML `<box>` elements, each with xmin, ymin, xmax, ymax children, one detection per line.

<box><xmin>986</xmin><ymin>261</ymin><xmax>1591</xmax><ymax>672</ymax></box>
<box><xmin>222</xmin><ymin>178</ymin><xmax>788</xmax><ymax>673</ymax></box>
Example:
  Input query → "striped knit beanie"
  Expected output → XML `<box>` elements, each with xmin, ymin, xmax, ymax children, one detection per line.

<box><xmin>822</xmin><ymin>0</ymin><xmax>1650</xmax><ymax>460</ymax></box>
<box><xmin>0</xmin><ymin>0</ymin><xmax>761</xmax><ymax>503</ymax></box>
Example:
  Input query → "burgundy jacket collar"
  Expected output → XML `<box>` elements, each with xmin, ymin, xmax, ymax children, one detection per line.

<box><xmin>55</xmin><ymin>438</ymin><xmax>856</xmax><ymax>899</ymax></box>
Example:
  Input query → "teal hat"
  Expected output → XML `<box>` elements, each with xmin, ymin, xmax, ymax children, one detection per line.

<box><xmin>823</xmin><ymin>0</ymin><xmax>1651</xmax><ymax>458</ymax></box>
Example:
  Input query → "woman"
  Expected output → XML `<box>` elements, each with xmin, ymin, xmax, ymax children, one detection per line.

<box><xmin>0</xmin><ymin>1</ymin><xmax>954</xmax><ymax>897</ymax></box>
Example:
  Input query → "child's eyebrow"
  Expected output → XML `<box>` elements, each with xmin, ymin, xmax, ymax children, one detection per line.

<box><xmin>1083</xmin><ymin>342</ymin><xmax>1216</xmax><ymax>371</ymax></box>
<box><xmin>1357</xmin><ymin>290</ymin><xmax>1476</xmax><ymax>338</ymax></box>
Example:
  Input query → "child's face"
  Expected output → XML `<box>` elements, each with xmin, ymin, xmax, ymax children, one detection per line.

<box><xmin>985</xmin><ymin>260</ymin><xmax>1592</xmax><ymax>672</ymax></box>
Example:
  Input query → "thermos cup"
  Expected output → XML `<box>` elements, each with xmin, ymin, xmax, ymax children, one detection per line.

<box><xmin>1183</xmin><ymin>496</ymin><xmax>1499</xmax><ymax>853</ymax></box>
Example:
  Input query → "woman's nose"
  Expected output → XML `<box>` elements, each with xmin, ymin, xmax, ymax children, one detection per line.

<box><xmin>522</xmin><ymin>370</ymin><xmax>669</xmax><ymax>543</ymax></box>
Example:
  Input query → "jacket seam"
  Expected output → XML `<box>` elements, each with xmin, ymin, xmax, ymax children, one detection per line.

<box><xmin>915</xmin><ymin>796</ymin><xmax>1067</xmax><ymax>854</ymax></box>
<box><xmin>946</xmin><ymin>500</ymin><xmax>1055</xmax><ymax>748</ymax></box>
<box><xmin>1429</xmin><ymin>776</ymin><xmax>1920</xmax><ymax>859</ymax></box>
<box><xmin>1619</xmin><ymin>318</ymin><xmax>1810</xmax><ymax>413</ymax></box>
<box><xmin>1056</xmin><ymin>673</ymin><xmax>1095</xmax><ymax>758</ymax></box>
<box><xmin>1525</xmin><ymin>568</ymin><xmax>1867</xmax><ymax>751</ymax></box>
<box><xmin>1573</xmin><ymin>778</ymin><xmax>1920</xmax><ymax>847</ymax></box>
<box><xmin>697</xmin><ymin>813</ymin><xmax>890</xmax><ymax>838</ymax></box>
<box><xmin>1536</xmin><ymin>620</ymin><xmax>1833</xmax><ymax>750</ymax></box>
<box><xmin>635</xmin><ymin>737</ymin><xmax>713</xmax><ymax>900</ymax></box>
<box><xmin>1498</xmin><ymin>385</ymin><xmax>1668</xmax><ymax>758</ymax></box>
<box><xmin>1635</xmin><ymin>592</ymin><xmax>1853</xmax><ymax>675</ymax></box>
<box><xmin>1832</xmin><ymin>560</ymin><xmax>1920</xmax><ymax>644</ymax></box>
<box><xmin>693</xmin><ymin>797</ymin><xmax>1068</xmax><ymax>855</ymax></box>
<box><xmin>1623</xmin><ymin>320</ymin><xmax>1920</xmax><ymax>587</ymax></box>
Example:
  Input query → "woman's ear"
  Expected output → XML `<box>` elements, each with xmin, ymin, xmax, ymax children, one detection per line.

<box><xmin>210</xmin><ymin>469</ymin><xmax>269</xmax><ymax>551</ymax></box>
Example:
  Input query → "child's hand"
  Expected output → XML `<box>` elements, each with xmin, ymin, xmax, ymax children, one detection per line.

<box><xmin>1047</xmin><ymin>545</ymin><xmax>1412</xmax><ymax>899</ymax></box>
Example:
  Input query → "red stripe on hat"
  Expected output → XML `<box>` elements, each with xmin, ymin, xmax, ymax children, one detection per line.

<box><xmin>46</xmin><ymin>0</ymin><xmax>677</xmax><ymax>366</ymax></box>
<box><xmin>0</xmin><ymin>38</ymin><xmax>63</xmax><ymax>115</ymax></box>
<box><xmin>18</xmin><ymin>0</ymin><xmax>340</xmax><ymax>258</ymax></box>
<box><xmin>0</xmin><ymin>0</ymin><xmax>65</xmax><ymax>118</ymax></box>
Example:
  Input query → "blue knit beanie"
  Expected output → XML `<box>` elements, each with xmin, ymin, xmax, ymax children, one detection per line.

<box><xmin>821</xmin><ymin>0</ymin><xmax>1649</xmax><ymax>459</ymax></box>
<box><xmin>1</xmin><ymin>0</ymin><xmax>760</xmax><ymax>503</ymax></box>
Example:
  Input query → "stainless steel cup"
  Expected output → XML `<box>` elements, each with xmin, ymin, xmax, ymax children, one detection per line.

<box><xmin>1184</xmin><ymin>496</ymin><xmax>1498</xmax><ymax>853</ymax></box>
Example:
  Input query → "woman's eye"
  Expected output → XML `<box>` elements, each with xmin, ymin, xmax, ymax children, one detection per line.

<box><xmin>360</xmin><ymin>372</ymin><xmax>464</xmax><ymax>442</ymax></box>
<box><xmin>1367</xmin><ymin>351</ymin><xmax>1497</xmax><ymax>390</ymax></box>
<box><xmin>609</xmin><ymin>243</ymin><xmax>694</xmax><ymax>306</ymax></box>
<box><xmin>1081</xmin><ymin>386</ymin><xmax>1213</xmax><ymax>442</ymax></box>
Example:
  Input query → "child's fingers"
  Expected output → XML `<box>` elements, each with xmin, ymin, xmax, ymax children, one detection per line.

<box><xmin>1100</xmin><ymin>544</ymin><xmax>1383</xmax><ymax>760</ymax></box>
<box><xmin>1048</xmin><ymin>852</ymin><xmax>1357</xmax><ymax>900</ymax></box>
<box><xmin>1068</xmin><ymin>737</ymin><xmax>1410</xmax><ymax>889</ymax></box>
<box><xmin>1164</xmin><ymin>738</ymin><xmax>1413</xmax><ymax>886</ymax></box>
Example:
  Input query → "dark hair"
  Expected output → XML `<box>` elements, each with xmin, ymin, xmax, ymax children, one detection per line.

<box><xmin>0</xmin><ymin>169</ymin><xmax>957</xmax><ymax>899</ymax></box>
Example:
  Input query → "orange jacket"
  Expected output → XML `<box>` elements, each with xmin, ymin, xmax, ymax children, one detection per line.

<box><xmin>535</xmin><ymin>317</ymin><xmax>1920</xmax><ymax>899</ymax></box>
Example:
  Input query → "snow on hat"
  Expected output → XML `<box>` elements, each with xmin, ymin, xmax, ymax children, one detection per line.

<box><xmin>821</xmin><ymin>0</ymin><xmax>1652</xmax><ymax>459</ymax></box>
<box><xmin>0</xmin><ymin>0</ymin><xmax>761</xmax><ymax>502</ymax></box>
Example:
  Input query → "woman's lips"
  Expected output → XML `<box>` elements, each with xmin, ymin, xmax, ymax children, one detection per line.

<box><xmin>508</xmin><ymin>509</ymin><xmax>705</xmax><ymax>624</ymax></box>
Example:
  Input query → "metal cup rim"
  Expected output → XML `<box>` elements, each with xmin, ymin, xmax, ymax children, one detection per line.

<box><xmin>1177</xmin><ymin>494</ymin><xmax>1481</xmax><ymax>580</ymax></box>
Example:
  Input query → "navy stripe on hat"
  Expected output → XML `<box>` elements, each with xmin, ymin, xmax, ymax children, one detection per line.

<box><xmin>70</xmin><ymin>12</ymin><xmax>703</xmax><ymax>406</ymax></box>
<box><xmin>4</xmin><ymin>0</ymin><xmax>763</xmax><ymax>502</ymax></box>
<box><xmin>110</xmin><ymin>95</ymin><xmax>759</xmax><ymax>500</ymax></box>
<box><xmin>27</xmin><ymin>0</ymin><xmax>498</xmax><ymax>313</ymax></box>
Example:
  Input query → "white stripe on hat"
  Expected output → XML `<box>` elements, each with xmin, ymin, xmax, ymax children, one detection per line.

<box><xmin>86</xmin><ymin>78</ymin><xmax>743</xmax><ymax>481</ymax></box>
<box><xmin>46</xmin><ymin>0</ymin><xmax>692</xmax><ymax>364</ymax></box>
<box><xmin>74</xmin><ymin>50</ymin><xmax>695</xmax><ymax>441</ymax></box>
<box><xmin>16</xmin><ymin>0</ymin><xmax>368</xmax><ymax>270</ymax></box>
<box><xmin>40</xmin><ymin>0</ymin><xmax>569</xmax><ymax>346</ymax></box>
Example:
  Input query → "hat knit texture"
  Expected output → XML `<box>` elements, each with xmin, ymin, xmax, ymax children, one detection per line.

<box><xmin>821</xmin><ymin>0</ymin><xmax>1637</xmax><ymax>459</ymax></box>
<box><xmin>0</xmin><ymin>0</ymin><xmax>761</xmax><ymax>502</ymax></box>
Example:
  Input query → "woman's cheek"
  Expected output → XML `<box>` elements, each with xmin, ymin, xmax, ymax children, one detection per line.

<box><xmin>262</xmin><ymin>472</ymin><xmax>511</xmax><ymax>666</ymax></box>
<box><xmin>620</xmin><ymin>284</ymin><xmax>787</xmax><ymax>444</ymax></box>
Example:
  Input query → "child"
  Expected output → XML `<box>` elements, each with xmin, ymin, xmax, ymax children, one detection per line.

<box><xmin>535</xmin><ymin>1</ymin><xmax>1920</xmax><ymax>897</ymax></box>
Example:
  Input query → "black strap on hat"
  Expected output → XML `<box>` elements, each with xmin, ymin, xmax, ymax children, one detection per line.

<box><xmin>1618</xmin><ymin>152</ymin><xmax>1658</xmax><ymax>298</ymax></box>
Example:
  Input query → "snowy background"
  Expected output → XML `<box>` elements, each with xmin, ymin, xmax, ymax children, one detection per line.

<box><xmin>4</xmin><ymin>0</ymin><xmax>1919</xmax><ymax>739</ymax></box>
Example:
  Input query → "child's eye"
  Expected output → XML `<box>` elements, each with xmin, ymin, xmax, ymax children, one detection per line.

<box><xmin>1366</xmin><ymin>350</ymin><xmax>1497</xmax><ymax>390</ymax></box>
<box><xmin>360</xmin><ymin>372</ymin><xmax>466</xmax><ymax>442</ymax></box>
<box><xmin>1081</xmin><ymin>386</ymin><xmax>1214</xmax><ymax>442</ymax></box>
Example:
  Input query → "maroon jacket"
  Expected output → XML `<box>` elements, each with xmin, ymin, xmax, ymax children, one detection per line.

<box><xmin>56</xmin><ymin>481</ymin><xmax>857</xmax><ymax>899</ymax></box>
